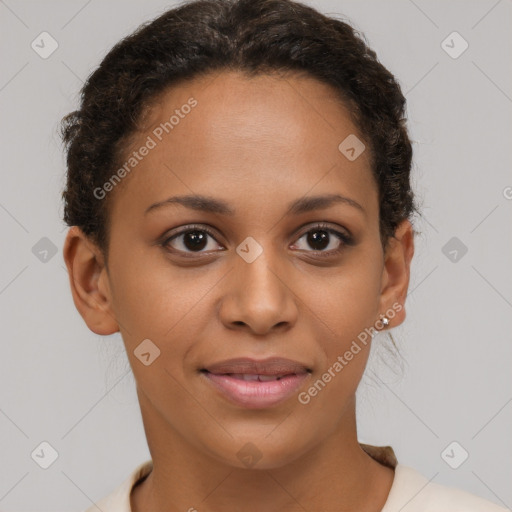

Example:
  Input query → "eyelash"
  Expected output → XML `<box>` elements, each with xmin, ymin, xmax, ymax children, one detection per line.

<box><xmin>160</xmin><ymin>222</ymin><xmax>353</xmax><ymax>259</ymax></box>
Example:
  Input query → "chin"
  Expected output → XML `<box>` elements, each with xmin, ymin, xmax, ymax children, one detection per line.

<box><xmin>203</xmin><ymin>430</ymin><xmax>314</xmax><ymax>471</ymax></box>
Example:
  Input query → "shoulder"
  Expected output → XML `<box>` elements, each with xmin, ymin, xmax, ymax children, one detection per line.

<box><xmin>83</xmin><ymin>459</ymin><xmax>153</xmax><ymax>512</ymax></box>
<box><xmin>382</xmin><ymin>464</ymin><xmax>508</xmax><ymax>512</ymax></box>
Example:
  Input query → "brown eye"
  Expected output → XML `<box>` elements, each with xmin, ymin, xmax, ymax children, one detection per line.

<box><xmin>305</xmin><ymin>230</ymin><xmax>330</xmax><ymax>251</ymax></box>
<box><xmin>180</xmin><ymin>230</ymin><xmax>208</xmax><ymax>251</ymax></box>
<box><xmin>291</xmin><ymin>223</ymin><xmax>352</xmax><ymax>256</ymax></box>
<box><xmin>163</xmin><ymin>226</ymin><xmax>224</xmax><ymax>255</ymax></box>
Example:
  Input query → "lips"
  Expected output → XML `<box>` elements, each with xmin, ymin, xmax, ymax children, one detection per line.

<box><xmin>202</xmin><ymin>357</ymin><xmax>311</xmax><ymax>376</ymax></box>
<box><xmin>200</xmin><ymin>357</ymin><xmax>311</xmax><ymax>409</ymax></box>
<box><xmin>224</xmin><ymin>373</ymin><xmax>289</xmax><ymax>381</ymax></box>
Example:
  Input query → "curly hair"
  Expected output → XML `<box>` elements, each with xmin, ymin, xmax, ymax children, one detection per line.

<box><xmin>60</xmin><ymin>0</ymin><xmax>417</xmax><ymax>256</ymax></box>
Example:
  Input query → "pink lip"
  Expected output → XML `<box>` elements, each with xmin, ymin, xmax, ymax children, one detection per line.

<box><xmin>200</xmin><ymin>357</ymin><xmax>312</xmax><ymax>409</ymax></box>
<box><xmin>203</xmin><ymin>356</ymin><xmax>311</xmax><ymax>376</ymax></box>
<box><xmin>202</xmin><ymin>371</ymin><xmax>310</xmax><ymax>409</ymax></box>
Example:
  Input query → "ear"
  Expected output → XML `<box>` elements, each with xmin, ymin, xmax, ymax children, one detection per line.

<box><xmin>62</xmin><ymin>226</ymin><xmax>119</xmax><ymax>335</ymax></box>
<box><xmin>378</xmin><ymin>219</ymin><xmax>415</xmax><ymax>327</ymax></box>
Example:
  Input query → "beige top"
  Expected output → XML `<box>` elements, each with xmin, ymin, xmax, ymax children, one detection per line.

<box><xmin>84</xmin><ymin>444</ymin><xmax>508</xmax><ymax>511</ymax></box>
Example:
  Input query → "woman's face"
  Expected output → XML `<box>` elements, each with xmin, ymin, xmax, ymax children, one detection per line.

<box><xmin>69</xmin><ymin>70</ymin><xmax>413</xmax><ymax>469</ymax></box>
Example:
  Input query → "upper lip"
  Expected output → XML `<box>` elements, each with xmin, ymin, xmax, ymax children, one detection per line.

<box><xmin>202</xmin><ymin>357</ymin><xmax>311</xmax><ymax>376</ymax></box>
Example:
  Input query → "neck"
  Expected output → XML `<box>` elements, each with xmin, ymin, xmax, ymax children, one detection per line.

<box><xmin>131</xmin><ymin>390</ymin><xmax>394</xmax><ymax>512</ymax></box>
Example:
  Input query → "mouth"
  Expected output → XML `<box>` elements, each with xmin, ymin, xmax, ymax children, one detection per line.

<box><xmin>204</xmin><ymin>373</ymin><xmax>295</xmax><ymax>381</ymax></box>
<box><xmin>201</xmin><ymin>356</ymin><xmax>312</xmax><ymax>376</ymax></box>
<box><xmin>200</xmin><ymin>357</ymin><xmax>312</xmax><ymax>409</ymax></box>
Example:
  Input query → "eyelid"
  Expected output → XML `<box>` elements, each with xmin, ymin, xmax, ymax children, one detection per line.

<box><xmin>158</xmin><ymin>224</ymin><xmax>221</xmax><ymax>254</ymax></box>
<box><xmin>293</xmin><ymin>221</ymin><xmax>352</xmax><ymax>241</ymax></box>
<box><xmin>291</xmin><ymin>222</ymin><xmax>352</xmax><ymax>256</ymax></box>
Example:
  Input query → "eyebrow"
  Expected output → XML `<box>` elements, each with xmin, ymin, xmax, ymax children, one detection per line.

<box><xmin>144</xmin><ymin>193</ymin><xmax>365</xmax><ymax>216</ymax></box>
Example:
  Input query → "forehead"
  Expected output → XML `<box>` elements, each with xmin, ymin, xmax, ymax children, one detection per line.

<box><xmin>142</xmin><ymin>70</ymin><xmax>360</xmax><ymax>154</ymax></box>
<box><xmin>109</xmin><ymin>70</ymin><xmax>377</xmax><ymax>222</ymax></box>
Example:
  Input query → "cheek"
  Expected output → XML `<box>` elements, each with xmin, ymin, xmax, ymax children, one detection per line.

<box><xmin>295</xmin><ymin>265</ymin><xmax>381</xmax><ymax>419</ymax></box>
<box><xmin>295</xmin><ymin>246</ymin><xmax>382</xmax><ymax>386</ymax></box>
<box><xmin>107</xmin><ymin>248</ymin><xmax>223</xmax><ymax>367</ymax></box>
<box><xmin>107</xmin><ymin>249</ymin><xmax>171</xmax><ymax>334</ymax></box>
<box><xmin>296</xmin><ymin>250</ymin><xmax>382</xmax><ymax>340</ymax></box>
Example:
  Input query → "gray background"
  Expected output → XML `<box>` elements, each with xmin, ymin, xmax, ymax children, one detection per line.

<box><xmin>0</xmin><ymin>0</ymin><xmax>511</xmax><ymax>510</ymax></box>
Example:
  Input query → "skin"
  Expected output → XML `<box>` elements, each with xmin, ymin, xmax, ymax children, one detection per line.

<box><xmin>63</xmin><ymin>70</ymin><xmax>414</xmax><ymax>511</ymax></box>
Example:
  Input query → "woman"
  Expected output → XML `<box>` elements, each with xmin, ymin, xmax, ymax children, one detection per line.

<box><xmin>61</xmin><ymin>0</ymin><xmax>507</xmax><ymax>510</ymax></box>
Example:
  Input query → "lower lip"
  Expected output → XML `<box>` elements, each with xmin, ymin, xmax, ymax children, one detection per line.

<box><xmin>202</xmin><ymin>371</ymin><xmax>310</xmax><ymax>409</ymax></box>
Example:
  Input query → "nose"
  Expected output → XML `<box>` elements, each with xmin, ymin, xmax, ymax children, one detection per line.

<box><xmin>218</xmin><ymin>248</ymin><xmax>299</xmax><ymax>336</ymax></box>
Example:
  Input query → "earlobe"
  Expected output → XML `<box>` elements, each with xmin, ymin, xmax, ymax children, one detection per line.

<box><xmin>63</xmin><ymin>226</ymin><xmax>119</xmax><ymax>335</ymax></box>
<box><xmin>378</xmin><ymin>219</ymin><xmax>415</xmax><ymax>327</ymax></box>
